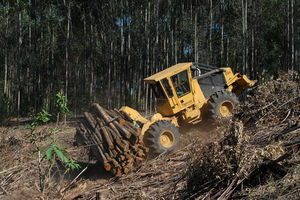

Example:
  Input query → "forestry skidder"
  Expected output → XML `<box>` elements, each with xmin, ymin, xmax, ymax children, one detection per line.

<box><xmin>77</xmin><ymin>62</ymin><xmax>255</xmax><ymax>175</ymax></box>
<box><xmin>121</xmin><ymin>62</ymin><xmax>255</xmax><ymax>154</ymax></box>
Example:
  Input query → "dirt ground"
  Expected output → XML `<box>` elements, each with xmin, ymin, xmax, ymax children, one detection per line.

<box><xmin>0</xmin><ymin>116</ymin><xmax>218</xmax><ymax>200</ymax></box>
<box><xmin>0</xmin><ymin>118</ymin><xmax>113</xmax><ymax>200</ymax></box>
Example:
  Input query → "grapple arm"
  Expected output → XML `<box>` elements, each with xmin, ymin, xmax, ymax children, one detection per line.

<box><xmin>227</xmin><ymin>73</ymin><xmax>256</xmax><ymax>95</ymax></box>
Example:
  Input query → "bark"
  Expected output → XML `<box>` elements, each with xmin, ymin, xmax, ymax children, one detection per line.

<box><xmin>4</xmin><ymin>4</ymin><xmax>9</xmax><ymax>96</ymax></box>
<box><xmin>291</xmin><ymin>0</ymin><xmax>297</xmax><ymax>76</ymax></box>
<box><xmin>194</xmin><ymin>8</ymin><xmax>198</xmax><ymax>62</ymax></box>
<box><xmin>251</xmin><ymin>0</ymin><xmax>256</xmax><ymax>79</ymax></box>
<box><xmin>120</xmin><ymin>1</ymin><xmax>125</xmax><ymax>106</ymax></box>
<box><xmin>209</xmin><ymin>0</ymin><xmax>213</xmax><ymax>64</ymax></box>
<box><xmin>226</xmin><ymin>37</ymin><xmax>229</xmax><ymax>66</ymax></box>
<box><xmin>65</xmin><ymin>0</ymin><xmax>71</xmax><ymax>124</ymax></box>
<box><xmin>242</xmin><ymin>0</ymin><xmax>248</xmax><ymax>75</ymax></box>
<box><xmin>17</xmin><ymin>1</ymin><xmax>22</xmax><ymax>123</ymax></box>
<box><xmin>145</xmin><ymin>3</ymin><xmax>150</xmax><ymax>115</ymax></box>
<box><xmin>287</xmin><ymin>0</ymin><xmax>290</xmax><ymax>71</ymax></box>
<box><xmin>221</xmin><ymin>0</ymin><xmax>224</xmax><ymax>66</ymax></box>
<box><xmin>108</xmin><ymin>34</ymin><xmax>112</xmax><ymax>109</ymax></box>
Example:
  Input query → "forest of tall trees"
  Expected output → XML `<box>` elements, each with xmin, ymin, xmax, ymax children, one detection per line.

<box><xmin>0</xmin><ymin>0</ymin><xmax>299</xmax><ymax>119</ymax></box>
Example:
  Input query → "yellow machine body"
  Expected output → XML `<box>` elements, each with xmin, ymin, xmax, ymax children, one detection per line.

<box><xmin>120</xmin><ymin>62</ymin><xmax>255</xmax><ymax>136</ymax></box>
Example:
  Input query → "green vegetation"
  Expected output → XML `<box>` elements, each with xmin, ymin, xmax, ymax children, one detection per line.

<box><xmin>44</xmin><ymin>138</ymin><xmax>80</xmax><ymax>171</ymax></box>
<box><xmin>56</xmin><ymin>91</ymin><xmax>70</xmax><ymax>125</ymax></box>
<box><xmin>25</xmin><ymin>109</ymin><xmax>51</xmax><ymax>142</ymax></box>
<box><xmin>25</xmin><ymin>109</ymin><xmax>51</xmax><ymax>131</ymax></box>
<box><xmin>25</xmin><ymin>93</ymin><xmax>80</xmax><ymax>172</ymax></box>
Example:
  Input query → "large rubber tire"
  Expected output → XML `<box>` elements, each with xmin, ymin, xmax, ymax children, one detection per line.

<box><xmin>208</xmin><ymin>90</ymin><xmax>239</xmax><ymax>118</ymax></box>
<box><xmin>144</xmin><ymin>120</ymin><xmax>181</xmax><ymax>155</ymax></box>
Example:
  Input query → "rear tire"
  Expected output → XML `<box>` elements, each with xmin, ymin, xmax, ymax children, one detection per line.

<box><xmin>208</xmin><ymin>90</ymin><xmax>239</xmax><ymax>118</ymax></box>
<box><xmin>144</xmin><ymin>120</ymin><xmax>181</xmax><ymax>155</ymax></box>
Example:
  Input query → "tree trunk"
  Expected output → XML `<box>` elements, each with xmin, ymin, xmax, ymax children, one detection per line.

<box><xmin>287</xmin><ymin>0</ymin><xmax>290</xmax><ymax>71</ymax></box>
<box><xmin>65</xmin><ymin>0</ymin><xmax>71</xmax><ymax>125</ymax></box>
<box><xmin>4</xmin><ymin>4</ymin><xmax>9</xmax><ymax>96</ymax></box>
<box><xmin>294</xmin><ymin>0</ymin><xmax>297</xmax><ymax>74</ymax></box>
<box><xmin>290</xmin><ymin>0</ymin><xmax>297</xmax><ymax>77</ymax></box>
<box><xmin>226</xmin><ymin>37</ymin><xmax>229</xmax><ymax>66</ymax></box>
<box><xmin>17</xmin><ymin>1</ymin><xmax>22</xmax><ymax>123</ymax></box>
<box><xmin>221</xmin><ymin>0</ymin><xmax>224</xmax><ymax>66</ymax></box>
<box><xmin>242</xmin><ymin>0</ymin><xmax>248</xmax><ymax>75</ymax></box>
<box><xmin>251</xmin><ymin>0</ymin><xmax>256</xmax><ymax>79</ymax></box>
<box><xmin>108</xmin><ymin>33</ymin><xmax>112</xmax><ymax>109</ymax></box>
<box><xmin>120</xmin><ymin>1</ymin><xmax>125</xmax><ymax>107</ymax></box>
<box><xmin>209</xmin><ymin>0</ymin><xmax>213</xmax><ymax>64</ymax></box>
<box><xmin>145</xmin><ymin>2</ymin><xmax>151</xmax><ymax>115</ymax></box>
<box><xmin>194</xmin><ymin>8</ymin><xmax>198</xmax><ymax>62</ymax></box>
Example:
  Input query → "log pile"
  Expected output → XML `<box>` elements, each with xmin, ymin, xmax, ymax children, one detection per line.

<box><xmin>76</xmin><ymin>103</ymin><xmax>149</xmax><ymax>176</ymax></box>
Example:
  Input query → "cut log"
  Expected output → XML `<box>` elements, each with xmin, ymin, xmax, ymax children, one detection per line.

<box><xmin>78</xmin><ymin>103</ymin><xmax>148</xmax><ymax>176</ymax></box>
<box><xmin>96</xmin><ymin>117</ymin><xmax>114</xmax><ymax>149</ymax></box>
<box><xmin>92</xmin><ymin>103</ymin><xmax>123</xmax><ymax>138</ymax></box>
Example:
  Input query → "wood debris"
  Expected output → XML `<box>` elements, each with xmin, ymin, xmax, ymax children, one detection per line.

<box><xmin>76</xmin><ymin>103</ymin><xmax>148</xmax><ymax>176</ymax></box>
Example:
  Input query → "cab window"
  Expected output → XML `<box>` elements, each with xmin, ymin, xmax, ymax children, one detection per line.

<box><xmin>171</xmin><ymin>70</ymin><xmax>191</xmax><ymax>97</ymax></box>
<box><xmin>161</xmin><ymin>78</ymin><xmax>174</xmax><ymax>98</ymax></box>
<box><xmin>151</xmin><ymin>82</ymin><xmax>167</xmax><ymax>99</ymax></box>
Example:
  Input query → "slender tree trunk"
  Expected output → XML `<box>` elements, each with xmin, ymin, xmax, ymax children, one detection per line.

<box><xmin>4</xmin><ymin>4</ymin><xmax>9</xmax><ymax>96</ymax></box>
<box><xmin>194</xmin><ymin>8</ymin><xmax>198</xmax><ymax>62</ymax></box>
<box><xmin>108</xmin><ymin>33</ymin><xmax>112</xmax><ymax>109</ymax></box>
<box><xmin>174</xmin><ymin>20</ymin><xmax>177</xmax><ymax>64</ymax></box>
<box><xmin>137</xmin><ymin>8</ymin><xmax>143</xmax><ymax>110</ymax></box>
<box><xmin>17</xmin><ymin>1</ymin><xmax>22</xmax><ymax>123</ymax></box>
<box><xmin>290</xmin><ymin>0</ymin><xmax>294</xmax><ymax>72</ymax></box>
<box><xmin>155</xmin><ymin>0</ymin><xmax>159</xmax><ymax>71</ymax></box>
<box><xmin>65</xmin><ymin>1</ymin><xmax>71</xmax><ymax>124</ymax></box>
<box><xmin>221</xmin><ymin>0</ymin><xmax>224</xmax><ymax>66</ymax></box>
<box><xmin>45</xmin><ymin>4</ymin><xmax>52</xmax><ymax>111</ymax></box>
<box><xmin>209</xmin><ymin>0</ymin><xmax>213</xmax><ymax>64</ymax></box>
<box><xmin>90</xmin><ymin>23</ymin><xmax>94</xmax><ymax>105</ymax></box>
<box><xmin>145</xmin><ymin>2</ymin><xmax>150</xmax><ymax>115</ymax></box>
<box><xmin>27</xmin><ymin>11</ymin><xmax>32</xmax><ymax>105</ymax></box>
<box><xmin>226</xmin><ymin>37</ymin><xmax>229</xmax><ymax>66</ymax></box>
<box><xmin>165</xmin><ymin>9</ymin><xmax>169</xmax><ymax>68</ymax></box>
<box><xmin>291</xmin><ymin>0</ymin><xmax>297</xmax><ymax>76</ymax></box>
<box><xmin>120</xmin><ymin>1</ymin><xmax>125</xmax><ymax>106</ymax></box>
<box><xmin>294</xmin><ymin>0</ymin><xmax>297</xmax><ymax>74</ymax></box>
<box><xmin>287</xmin><ymin>0</ymin><xmax>290</xmax><ymax>71</ymax></box>
<box><xmin>4</xmin><ymin>49</ymin><xmax>8</xmax><ymax>95</ymax></box>
<box><xmin>50</xmin><ymin>14</ymin><xmax>55</xmax><ymax>111</ymax></box>
<box><xmin>169</xmin><ymin>0</ymin><xmax>174</xmax><ymax>65</ymax></box>
<box><xmin>128</xmin><ymin>12</ymin><xmax>132</xmax><ymax>106</ymax></box>
<box><xmin>83</xmin><ymin>12</ymin><xmax>87</xmax><ymax>103</ymax></box>
<box><xmin>251</xmin><ymin>0</ymin><xmax>256</xmax><ymax>79</ymax></box>
<box><xmin>242</xmin><ymin>0</ymin><xmax>248</xmax><ymax>75</ymax></box>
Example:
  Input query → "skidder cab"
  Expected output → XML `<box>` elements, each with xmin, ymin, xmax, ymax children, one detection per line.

<box><xmin>120</xmin><ymin>62</ymin><xmax>255</xmax><ymax>155</ymax></box>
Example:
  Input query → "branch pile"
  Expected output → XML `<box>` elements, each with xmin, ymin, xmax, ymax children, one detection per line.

<box><xmin>180</xmin><ymin>72</ymin><xmax>300</xmax><ymax>199</ymax></box>
<box><xmin>76</xmin><ymin>103</ymin><xmax>148</xmax><ymax>176</ymax></box>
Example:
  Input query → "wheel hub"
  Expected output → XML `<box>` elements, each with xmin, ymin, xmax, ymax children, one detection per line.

<box><xmin>219</xmin><ymin>100</ymin><xmax>234</xmax><ymax>117</ymax></box>
<box><xmin>160</xmin><ymin>131</ymin><xmax>174</xmax><ymax>148</ymax></box>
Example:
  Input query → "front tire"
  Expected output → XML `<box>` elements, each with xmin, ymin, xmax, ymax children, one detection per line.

<box><xmin>144</xmin><ymin>120</ymin><xmax>181</xmax><ymax>155</ymax></box>
<box><xmin>208</xmin><ymin>90</ymin><xmax>239</xmax><ymax>118</ymax></box>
